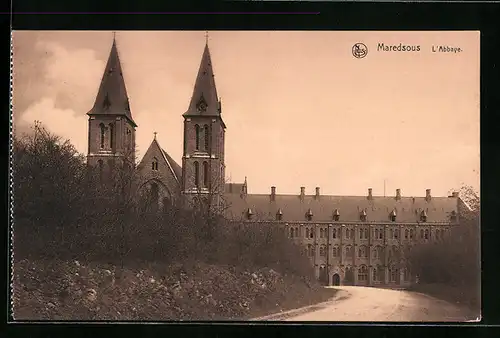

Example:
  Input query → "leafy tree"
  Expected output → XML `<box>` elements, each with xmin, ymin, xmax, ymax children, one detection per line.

<box><xmin>406</xmin><ymin>185</ymin><xmax>480</xmax><ymax>307</ymax></box>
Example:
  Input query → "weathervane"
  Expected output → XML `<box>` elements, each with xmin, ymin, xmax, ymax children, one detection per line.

<box><xmin>153</xmin><ymin>131</ymin><xmax>157</xmax><ymax>139</ymax></box>
<box><xmin>205</xmin><ymin>31</ymin><xmax>209</xmax><ymax>44</ymax></box>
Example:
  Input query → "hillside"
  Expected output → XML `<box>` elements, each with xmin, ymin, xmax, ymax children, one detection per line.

<box><xmin>12</xmin><ymin>259</ymin><xmax>338</xmax><ymax>321</ymax></box>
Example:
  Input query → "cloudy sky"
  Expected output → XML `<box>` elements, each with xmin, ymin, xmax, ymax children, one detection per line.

<box><xmin>12</xmin><ymin>31</ymin><xmax>479</xmax><ymax>197</ymax></box>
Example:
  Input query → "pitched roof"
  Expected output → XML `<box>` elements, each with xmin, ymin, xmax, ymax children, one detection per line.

<box><xmin>138</xmin><ymin>137</ymin><xmax>182</xmax><ymax>185</ymax></box>
<box><xmin>183</xmin><ymin>43</ymin><xmax>221</xmax><ymax>117</ymax></box>
<box><xmin>160</xmin><ymin>147</ymin><xmax>182</xmax><ymax>183</ymax></box>
<box><xmin>88</xmin><ymin>37</ymin><xmax>137</xmax><ymax>126</ymax></box>
<box><xmin>223</xmin><ymin>193</ymin><xmax>459</xmax><ymax>224</ymax></box>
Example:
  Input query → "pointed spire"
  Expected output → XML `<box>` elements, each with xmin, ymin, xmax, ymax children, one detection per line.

<box><xmin>88</xmin><ymin>34</ymin><xmax>137</xmax><ymax>126</ymax></box>
<box><xmin>184</xmin><ymin>41</ymin><xmax>220</xmax><ymax>117</ymax></box>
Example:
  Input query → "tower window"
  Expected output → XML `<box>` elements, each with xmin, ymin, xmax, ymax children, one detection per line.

<box><xmin>99</xmin><ymin>123</ymin><xmax>106</xmax><ymax>149</ymax></box>
<box><xmin>109</xmin><ymin>123</ymin><xmax>114</xmax><ymax>149</ymax></box>
<box><xmin>126</xmin><ymin>128</ymin><xmax>132</xmax><ymax>150</ymax></box>
<box><xmin>203</xmin><ymin>161</ymin><xmax>209</xmax><ymax>187</ymax></box>
<box><xmin>204</xmin><ymin>124</ymin><xmax>210</xmax><ymax>152</ymax></box>
<box><xmin>195</xmin><ymin>125</ymin><xmax>200</xmax><ymax>150</ymax></box>
<box><xmin>194</xmin><ymin>161</ymin><xmax>200</xmax><ymax>187</ymax></box>
<box><xmin>152</xmin><ymin>157</ymin><xmax>159</xmax><ymax>171</ymax></box>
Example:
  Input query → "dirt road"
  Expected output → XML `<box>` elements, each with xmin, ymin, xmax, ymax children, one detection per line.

<box><xmin>255</xmin><ymin>286</ymin><xmax>478</xmax><ymax>322</ymax></box>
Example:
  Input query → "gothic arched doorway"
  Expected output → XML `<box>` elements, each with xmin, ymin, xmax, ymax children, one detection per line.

<box><xmin>332</xmin><ymin>273</ymin><xmax>340</xmax><ymax>286</ymax></box>
<box><xmin>319</xmin><ymin>266</ymin><xmax>328</xmax><ymax>286</ymax></box>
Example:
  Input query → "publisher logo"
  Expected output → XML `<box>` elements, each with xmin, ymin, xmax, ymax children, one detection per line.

<box><xmin>352</xmin><ymin>43</ymin><xmax>368</xmax><ymax>59</ymax></box>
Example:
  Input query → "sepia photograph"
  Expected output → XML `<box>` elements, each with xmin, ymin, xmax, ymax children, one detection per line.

<box><xmin>10</xmin><ymin>30</ymin><xmax>480</xmax><ymax>322</ymax></box>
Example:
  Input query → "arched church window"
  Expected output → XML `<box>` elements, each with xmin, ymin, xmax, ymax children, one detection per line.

<box><xmin>109</xmin><ymin>123</ymin><xmax>114</xmax><ymax>149</ymax></box>
<box><xmin>195</xmin><ymin>125</ymin><xmax>200</xmax><ymax>150</ymax></box>
<box><xmin>126</xmin><ymin>128</ymin><xmax>132</xmax><ymax>150</ymax></box>
<box><xmin>204</xmin><ymin>124</ymin><xmax>210</xmax><ymax>152</ymax></box>
<box><xmin>99</xmin><ymin>123</ymin><xmax>106</xmax><ymax>149</ymax></box>
<box><xmin>203</xmin><ymin>161</ymin><xmax>209</xmax><ymax>187</ymax></box>
<box><xmin>152</xmin><ymin>157</ymin><xmax>159</xmax><ymax>171</ymax></box>
<box><xmin>151</xmin><ymin>182</ymin><xmax>159</xmax><ymax>204</ymax></box>
<box><xmin>194</xmin><ymin>161</ymin><xmax>200</xmax><ymax>187</ymax></box>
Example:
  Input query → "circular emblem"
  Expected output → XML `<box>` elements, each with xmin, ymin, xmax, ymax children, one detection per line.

<box><xmin>352</xmin><ymin>43</ymin><xmax>368</xmax><ymax>59</ymax></box>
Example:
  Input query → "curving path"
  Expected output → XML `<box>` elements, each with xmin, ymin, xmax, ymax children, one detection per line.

<box><xmin>255</xmin><ymin>286</ymin><xmax>478</xmax><ymax>322</ymax></box>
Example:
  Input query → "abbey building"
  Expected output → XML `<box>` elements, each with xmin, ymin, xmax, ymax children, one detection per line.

<box><xmin>87</xmin><ymin>37</ymin><xmax>467</xmax><ymax>287</ymax></box>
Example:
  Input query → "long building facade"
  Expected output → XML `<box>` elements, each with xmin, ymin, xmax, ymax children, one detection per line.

<box><xmin>87</xmin><ymin>36</ymin><xmax>465</xmax><ymax>287</ymax></box>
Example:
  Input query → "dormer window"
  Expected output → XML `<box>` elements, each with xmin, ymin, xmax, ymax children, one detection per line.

<box><xmin>333</xmin><ymin>209</ymin><xmax>340</xmax><ymax>221</ymax></box>
<box><xmin>152</xmin><ymin>157</ymin><xmax>159</xmax><ymax>171</ymax></box>
<box><xmin>360</xmin><ymin>209</ymin><xmax>367</xmax><ymax>222</ymax></box>
<box><xmin>420</xmin><ymin>210</ymin><xmax>427</xmax><ymax>222</ymax></box>
<box><xmin>450</xmin><ymin>210</ymin><xmax>457</xmax><ymax>222</ymax></box>
<box><xmin>390</xmin><ymin>209</ymin><xmax>397</xmax><ymax>222</ymax></box>
<box><xmin>246</xmin><ymin>208</ymin><xmax>253</xmax><ymax>220</ymax></box>
<box><xmin>306</xmin><ymin>208</ymin><xmax>313</xmax><ymax>221</ymax></box>
<box><xmin>276</xmin><ymin>208</ymin><xmax>283</xmax><ymax>221</ymax></box>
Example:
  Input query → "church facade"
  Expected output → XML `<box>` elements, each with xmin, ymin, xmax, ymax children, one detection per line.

<box><xmin>87</xmin><ymin>37</ymin><xmax>466</xmax><ymax>287</ymax></box>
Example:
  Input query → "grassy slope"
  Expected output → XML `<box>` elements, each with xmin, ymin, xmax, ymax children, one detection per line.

<box><xmin>12</xmin><ymin>259</ymin><xmax>337</xmax><ymax>321</ymax></box>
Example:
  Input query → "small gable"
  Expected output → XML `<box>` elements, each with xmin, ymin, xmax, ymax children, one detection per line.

<box><xmin>137</xmin><ymin>138</ymin><xmax>182</xmax><ymax>198</ymax></box>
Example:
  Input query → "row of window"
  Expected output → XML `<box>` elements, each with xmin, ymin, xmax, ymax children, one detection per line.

<box><xmin>291</xmin><ymin>226</ymin><xmax>447</xmax><ymax>240</ymax></box>
<box><xmin>99</xmin><ymin>122</ymin><xmax>132</xmax><ymax>151</ymax></box>
<box><xmin>340</xmin><ymin>266</ymin><xmax>410</xmax><ymax>283</ymax></box>
<box><xmin>194</xmin><ymin>161</ymin><xmax>210</xmax><ymax>188</ymax></box>
<box><xmin>195</xmin><ymin>124</ymin><xmax>210</xmax><ymax>152</ymax></box>
<box><xmin>100</xmin><ymin>123</ymin><xmax>114</xmax><ymax>149</ymax></box>
<box><xmin>309</xmin><ymin>244</ymin><xmax>400</xmax><ymax>259</ymax></box>
<box><xmin>264</xmin><ymin>207</ymin><xmax>458</xmax><ymax>223</ymax></box>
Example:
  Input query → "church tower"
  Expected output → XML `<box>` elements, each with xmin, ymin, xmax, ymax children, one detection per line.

<box><xmin>182</xmin><ymin>39</ymin><xmax>226</xmax><ymax>206</ymax></box>
<box><xmin>87</xmin><ymin>35</ymin><xmax>137</xmax><ymax>180</ymax></box>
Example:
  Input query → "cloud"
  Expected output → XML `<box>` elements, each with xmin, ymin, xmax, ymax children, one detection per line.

<box><xmin>39</xmin><ymin>40</ymin><xmax>105</xmax><ymax>112</ymax></box>
<box><xmin>20</xmin><ymin>98</ymin><xmax>88</xmax><ymax>155</ymax></box>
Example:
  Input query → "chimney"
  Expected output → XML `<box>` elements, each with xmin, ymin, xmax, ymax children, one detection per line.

<box><xmin>240</xmin><ymin>177</ymin><xmax>248</xmax><ymax>199</ymax></box>
<box><xmin>300</xmin><ymin>187</ymin><xmax>305</xmax><ymax>201</ymax></box>
<box><xmin>451</xmin><ymin>191</ymin><xmax>459</xmax><ymax>198</ymax></box>
<box><xmin>367</xmin><ymin>188</ymin><xmax>373</xmax><ymax>200</ymax></box>
<box><xmin>396</xmin><ymin>189</ymin><xmax>401</xmax><ymax>201</ymax></box>
<box><xmin>315</xmin><ymin>187</ymin><xmax>320</xmax><ymax>200</ymax></box>
<box><xmin>425</xmin><ymin>189</ymin><xmax>431</xmax><ymax>202</ymax></box>
<box><xmin>270</xmin><ymin>186</ymin><xmax>276</xmax><ymax>202</ymax></box>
